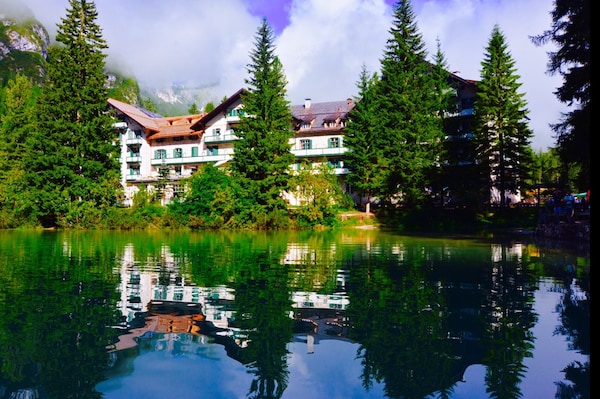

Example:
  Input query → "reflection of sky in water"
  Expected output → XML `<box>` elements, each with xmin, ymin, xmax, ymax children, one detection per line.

<box><xmin>428</xmin><ymin>279</ymin><xmax>588</xmax><ymax>399</ymax></box>
<box><xmin>97</xmin><ymin>339</ymin><xmax>386</xmax><ymax>399</ymax></box>
<box><xmin>97</xmin><ymin>278</ymin><xmax>587</xmax><ymax>399</ymax></box>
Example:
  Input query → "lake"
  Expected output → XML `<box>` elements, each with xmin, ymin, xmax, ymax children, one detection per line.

<box><xmin>0</xmin><ymin>229</ymin><xmax>589</xmax><ymax>399</ymax></box>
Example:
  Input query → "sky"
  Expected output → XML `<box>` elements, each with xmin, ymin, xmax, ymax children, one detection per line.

<box><xmin>9</xmin><ymin>0</ymin><xmax>565</xmax><ymax>151</ymax></box>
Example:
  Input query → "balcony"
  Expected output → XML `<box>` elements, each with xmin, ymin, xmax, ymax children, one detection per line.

<box><xmin>125</xmin><ymin>174</ymin><xmax>142</xmax><ymax>181</ymax></box>
<box><xmin>126</xmin><ymin>156</ymin><xmax>141</xmax><ymax>163</ymax></box>
<box><xmin>204</xmin><ymin>131</ymin><xmax>239</xmax><ymax>143</ymax></box>
<box><xmin>292</xmin><ymin>147</ymin><xmax>348</xmax><ymax>157</ymax></box>
<box><xmin>126</xmin><ymin>138</ymin><xmax>143</xmax><ymax>146</ymax></box>
<box><xmin>225</xmin><ymin>115</ymin><xmax>240</xmax><ymax>123</ymax></box>
<box><xmin>150</xmin><ymin>154</ymin><xmax>230</xmax><ymax>166</ymax></box>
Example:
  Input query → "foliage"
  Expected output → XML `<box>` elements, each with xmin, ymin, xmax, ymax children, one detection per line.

<box><xmin>21</xmin><ymin>0</ymin><xmax>121</xmax><ymax>228</ymax></box>
<box><xmin>168</xmin><ymin>164</ymin><xmax>246</xmax><ymax>229</ymax></box>
<box><xmin>530</xmin><ymin>0</ymin><xmax>590</xmax><ymax>190</ymax></box>
<box><xmin>141</xmin><ymin>96</ymin><xmax>158</xmax><ymax>113</ymax></box>
<box><xmin>427</xmin><ymin>39</ymin><xmax>454</xmax><ymax>205</ymax></box>
<box><xmin>188</xmin><ymin>102</ymin><xmax>199</xmax><ymax>114</ymax></box>
<box><xmin>529</xmin><ymin>148</ymin><xmax>562</xmax><ymax>186</ymax></box>
<box><xmin>106</xmin><ymin>74</ymin><xmax>142</xmax><ymax>105</ymax></box>
<box><xmin>289</xmin><ymin>161</ymin><xmax>350</xmax><ymax>227</ymax></box>
<box><xmin>230</xmin><ymin>18</ymin><xmax>295</xmax><ymax>229</ymax></box>
<box><xmin>472</xmin><ymin>25</ymin><xmax>533</xmax><ymax>209</ymax></box>
<box><xmin>0</xmin><ymin>75</ymin><xmax>40</xmax><ymax>227</ymax></box>
<box><xmin>344</xmin><ymin>65</ymin><xmax>380</xmax><ymax>213</ymax></box>
<box><xmin>0</xmin><ymin>19</ymin><xmax>48</xmax><ymax>87</ymax></box>
<box><xmin>204</xmin><ymin>101</ymin><xmax>215</xmax><ymax>113</ymax></box>
<box><xmin>370</xmin><ymin>0</ymin><xmax>446</xmax><ymax>209</ymax></box>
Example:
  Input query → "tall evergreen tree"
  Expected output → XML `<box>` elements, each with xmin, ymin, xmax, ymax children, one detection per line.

<box><xmin>373</xmin><ymin>0</ymin><xmax>445</xmax><ymax>208</ymax></box>
<box><xmin>231</xmin><ymin>18</ymin><xmax>294</xmax><ymax>228</ymax></box>
<box><xmin>0</xmin><ymin>75</ymin><xmax>39</xmax><ymax>226</ymax></box>
<box><xmin>344</xmin><ymin>64</ymin><xmax>380</xmax><ymax>213</ymax></box>
<box><xmin>530</xmin><ymin>0</ymin><xmax>590</xmax><ymax>190</ymax></box>
<box><xmin>24</xmin><ymin>0</ymin><xmax>120</xmax><ymax>227</ymax></box>
<box><xmin>473</xmin><ymin>25</ymin><xmax>533</xmax><ymax>209</ymax></box>
<box><xmin>429</xmin><ymin>38</ymin><xmax>453</xmax><ymax>206</ymax></box>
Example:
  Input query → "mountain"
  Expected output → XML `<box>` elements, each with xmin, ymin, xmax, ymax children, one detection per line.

<box><xmin>0</xmin><ymin>5</ymin><xmax>49</xmax><ymax>86</ymax></box>
<box><xmin>0</xmin><ymin>6</ymin><xmax>209</xmax><ymax>116</ymax></box>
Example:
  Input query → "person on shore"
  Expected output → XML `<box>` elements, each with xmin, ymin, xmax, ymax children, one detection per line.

<box><xmin>564</xmin><ymin>191</ymin><xmax>575</xmax><ymax>223</ymax></box>
<box><xmin>552</xmin><ymin>190</ymin><xmax>563</xmax><ymax>222</ymax></box>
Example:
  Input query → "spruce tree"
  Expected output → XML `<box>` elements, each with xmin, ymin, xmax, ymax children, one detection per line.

<box><xmin>473</xmin><ymin>25</ymin><xmax>533</xmax><ymax>209</ymax></box>
<box><xmin>344</xmin><ymin>64</ymin><xmax>380</xmax><ymax>213</ymax></box>
<box><xmin>429</xmin><ymin>38</ymin><xmax>453</xmax><ymax>206</ymax></box>
<box><xmin>24</xmin><ymin>0</ymin><xmax>120</xmax><ymax>227</ymax></box>
<box><xmin>0</xmin><ymin>75</ymin><xmax>39</xmax><ymax>226</ymax></box>
<box><xmin>530</xmin><ymin>0</ymin><xmax>590</xmax><ymax>190</ymax></box>
<box><xmin>231</xmin><ymin>18</ymin><xmax>294</xmax><ymax>228</ymax></box>
<box><xmin>373</xmin><ymin>0</ymin><xmax>445</xmax><ymax>208</ymax></box>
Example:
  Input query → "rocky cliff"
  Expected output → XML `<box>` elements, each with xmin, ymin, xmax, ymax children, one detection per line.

<box><xmin>0</xmin><ymin>7</ymin><xmax>49</xmax><ymax>85</ymax></box>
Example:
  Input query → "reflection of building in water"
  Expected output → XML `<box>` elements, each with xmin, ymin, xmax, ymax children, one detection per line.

<box><xmin>113</xmin><ymin>243</ymin><xmax>360</xmax><ymax>357</ymax></box>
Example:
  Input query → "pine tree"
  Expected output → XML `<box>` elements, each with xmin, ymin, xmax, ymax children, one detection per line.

<box><xmin>231</xmin><ymin>18</ymin><xmax>294</xmax><ymax>228</ymax></box>
<box><xmin>24</xmin><ymin>0</ymin><xmax>120</xmax><ymax>227</ymax></box>
<box><xmin>188</xmin><ymin>102</ymin><xmax>199</xmax><ymax>114</ymax></box>
<box><xmin>530</xmin><ymin>0</ymin><xmax>590</xmax><ymax>190</ymax></box>
<box><xmin>373</xmin><ymin>0</ymin><xmax>445</xmax><ymax>208</ymax></box>
<box><xmin>429</xmin><ymin>38</ymin><xmax>453</xmax><ymax>206</ymax></box>
<box><xmin>344</xmin><ymin>64</ymin><xmax>380</xmax><ymax>213</ymax></box>
<box><xmin>0</xmin><ymin>75</ymin><xmax>39</xmax><ymax>225</ymax></box>
<box><xmin>473</xmin><ymin>25</ymin><xmax>533</xmax><ymax>209</ymax></box>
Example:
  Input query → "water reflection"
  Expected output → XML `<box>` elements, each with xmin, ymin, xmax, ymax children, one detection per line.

<box><xmin>0</xmin><ymin>230</ymin><xmax>590</xmax><ymax>399</ymax></box>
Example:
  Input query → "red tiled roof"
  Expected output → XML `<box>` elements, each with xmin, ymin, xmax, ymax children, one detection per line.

<box><xmin>108</xmin><ymin>98</ymin><xmax>204</xmax><ymax>140</ymax></box>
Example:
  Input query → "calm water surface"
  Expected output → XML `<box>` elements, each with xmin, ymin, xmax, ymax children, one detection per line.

<box><xmin>0</xmin><ymin>229</ymin><xmax>590</xmax><ymax>399</ymax></box>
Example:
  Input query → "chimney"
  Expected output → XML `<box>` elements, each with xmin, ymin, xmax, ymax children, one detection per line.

<box><xmin>304</xmin><ymin>98</ymin><xmax>311</xmax><ymax>109</ymax></box>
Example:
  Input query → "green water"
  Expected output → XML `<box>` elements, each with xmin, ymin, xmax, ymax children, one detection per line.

<box><xmin>0</xmin><ymin>229</ymin><xmax>590</xmax><ymax>398</ymax></box>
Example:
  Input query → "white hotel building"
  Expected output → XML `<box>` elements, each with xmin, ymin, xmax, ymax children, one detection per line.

<box><xmin>109</xmin><ymin>88</ymin><xmax>354</xmax><ymax>206</ymax></box>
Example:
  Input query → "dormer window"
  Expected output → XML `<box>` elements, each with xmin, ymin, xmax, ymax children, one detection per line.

<box><xmin>301</xmin><ymin>122</ymin><xmax>311</xmax><ymax>129</ymax></box>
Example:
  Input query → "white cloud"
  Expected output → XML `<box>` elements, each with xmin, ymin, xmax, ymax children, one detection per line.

<box><xmin>16</xmin><ymin>0</ymin><xmax>565</xmax><ymax>150</ymax></box>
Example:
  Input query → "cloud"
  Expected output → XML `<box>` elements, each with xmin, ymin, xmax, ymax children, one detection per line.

<box><xmin>17</xmin><ymin>0</ymin><xmax>565</xmax><ymax>150</ymax></box>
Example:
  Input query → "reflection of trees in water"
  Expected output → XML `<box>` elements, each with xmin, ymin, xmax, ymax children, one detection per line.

<box><xmin>0</xmin><ymin>234</ymin><xmax>121</xmax><ymax>399</ymax></box>
<box><xmin>232</xmin><ymin>249</ymin><xmax>294</xmax><ymax>399</ymax></box>
<box><xmin>345</xmin><ymin>245</ymin><xmax>458</xmax><ymax>398</ymax></box>
<box><xmin>481</xmin><ymin>250</ymin><xmax>537</xmax><ymax>399</ymax></box>
<box><xmin>554</xmin><ymin>268</ymin><xmax>590</xmax><ymax>398</ymax></box>
<box><xmin>343</xmin><ymin>240</ymin><xmax>541</xmax><ymax>399</ymax></box>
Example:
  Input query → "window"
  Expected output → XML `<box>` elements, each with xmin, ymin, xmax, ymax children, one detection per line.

<box><xmin>207</xmin><ymin>146</ymin><xmax>218</xmax><ymax>156</ymax></box>
<box><xmin>328</xmin><ymin>159</ymin><xmax>342</xmax><ymax>168</ymax></box>
<box><xmin>301</xmin><ymin>122</ymin><xmax>311</xmax><ymax>129</ymax></box>
<box><xmin>213</xmin><ymin>128</ymin><xmax>221</xmax><ymax>136</ymax></box>
<box><xmin>229</xmin><ymin>109</ymin><xmax>245</xmax><ymax>117</ymax></box>
<box><xmin>173</xmin><ymin>148</ymin><xmax>182</xmax><ymax>158</ymax></box>
<box><xmin>174</xmin><ymin>165</ymin><xmax>182</xmax><ymax>175</ymax></box>
<box><xmin>129</xmin><ymin>130</ymin><xmax>142</xmax><ymax>139</ymax></box>
<box><xmin>155</xmin><ymin>149</ymin><xmax>167</xmax><ymax>159</ymax></box>
<box><xmin>129</xmin><ymin>167</ymin><xmax>140</xmax><ymax>176</ymax></box>
<box><xmin>328</xmin><ymin>137</ymin><xmax>340</xmax><ymax>148</ymax></box>
<box><xmin>191</xmin><ymin>147</ymin><xmax>199</xmax><ymax>157</ymax></box>
<box><xmin>300</xmin><ymin>139</ymin><xmax>312</xmax><ymax>150</ymax></box>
